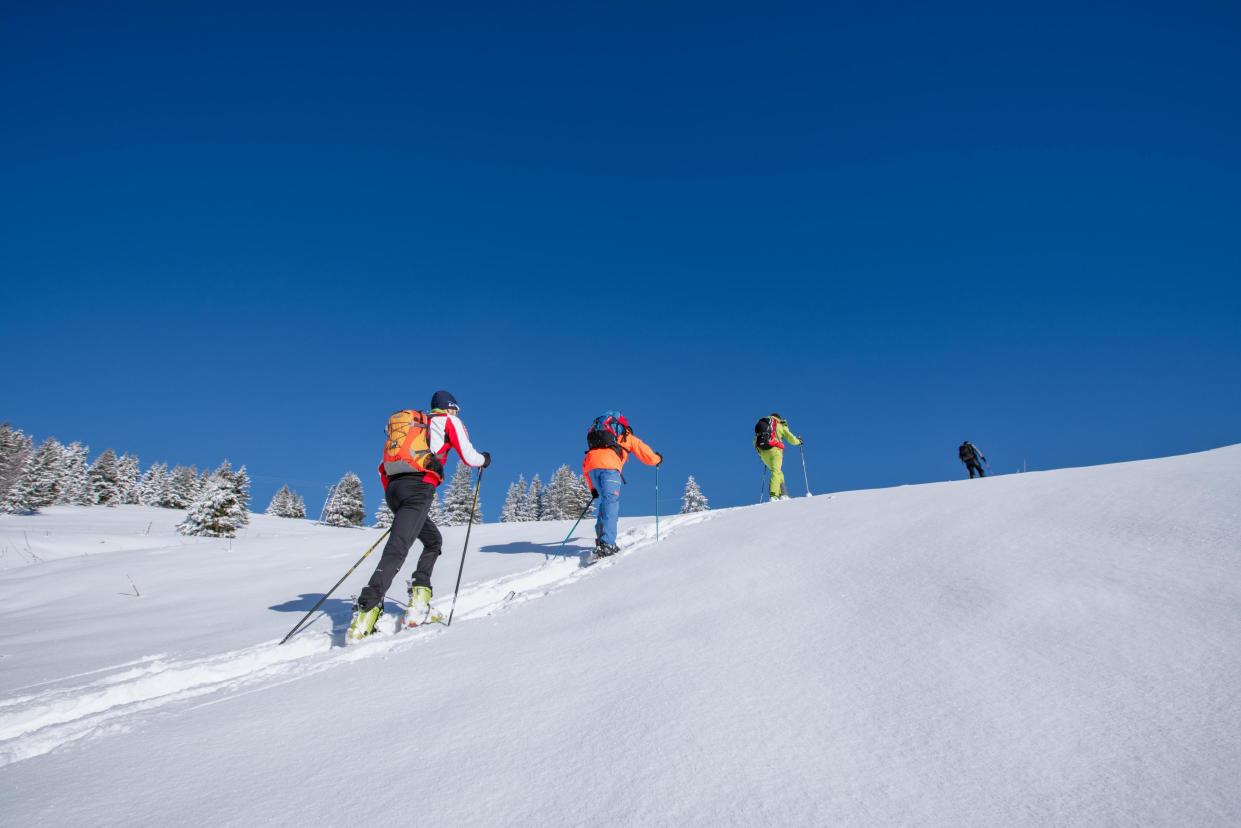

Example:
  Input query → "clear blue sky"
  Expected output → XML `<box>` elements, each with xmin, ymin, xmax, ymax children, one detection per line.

<box><xmin>3</xmin><ymin>1</ymin><xmax>1238</xmax><ymax>518</ymax></box>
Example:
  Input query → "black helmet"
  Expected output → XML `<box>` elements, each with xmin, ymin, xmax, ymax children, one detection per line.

<box><xmin>431</xmin><ymin>390</ymin><xmax>460</xmax><ymax>411</ymax></box>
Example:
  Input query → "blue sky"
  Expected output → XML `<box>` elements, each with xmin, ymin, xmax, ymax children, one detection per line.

<box><xmin>3</xmin><ymin>1</ymin><xmax>1239</xmax><ymax>518</ymax></box>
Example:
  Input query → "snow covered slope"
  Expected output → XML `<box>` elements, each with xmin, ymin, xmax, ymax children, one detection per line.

<box><xmin>2</xmin><ymin>446</ymin><xmax>1239</xmax><ymax>826</ymax></box>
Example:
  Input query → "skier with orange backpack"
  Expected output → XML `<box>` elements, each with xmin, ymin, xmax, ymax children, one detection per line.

<box><xmin>347</xmin><ymin>390</ymin><xmax>490</xmax><ymax>641</ymax></box>
<box><xmin>582</xmin><ymin>411</ymin><xmax>663</xmax><ymax>559</ymax></box>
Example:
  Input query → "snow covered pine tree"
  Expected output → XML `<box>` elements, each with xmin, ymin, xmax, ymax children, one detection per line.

<box><xmin>373</xmin><ymin>498</ymin><xmax>394</xmax><ymax>529</ymax></box>
<box><xmin>138</xmin><ymin>462</ymin><xmax>169</xmax><ymax>507</ymax></box>
<box><xmin>176</xmin><ymin>477</ymin><xmax>243</xmax><ymax>538</ymax></box>
<box><xmin>59</xmin><ymin>442</ymin><xmax>93</xmax><ymax>506</ymax></box>
<box><xmin>543</xmin><ymin>465</ymin><xmax>593</xmax><ymax>520</ymax></box>
<box><xmin>442</xmin><ymin>463</ymin><xmax>482</xmax><ymax>526</ymax></box>
<box><xmin>163</xmin><ymin>465</ymin><xmax>200</xmax><ymax>509</ymax></box>
<box><xmin>522</xmin><ymin>475</ymin><xmax>543</xmax><ymax>521</ymax></box>
<box><xmin>323</xmin><ymin>472</ymin><xmax>365</xmax><ymax>527</ymax></box>
<box><xmin>0</xmin><ymin>424</ymin><xmax>33</xmax><ymax>508</ymax></box>
<box><xmin>231</xmin><ymin>466</ymin><xmax>252</xmax><ymax>525</ymax></box>
<box><xmin>500</xmin><ymin>475</ymin><xmax>527</xmax><ymax>522</ymax></box>
<box><xmin>0</xmin><ymin>452</ymin><xmax>40</xmax><ymax>513</ymax></box>
<box><xmin>117</xmin><ymin>453</ymin><xmax>141</xmax><ymax>504</ymax></box>
<box><xmin>680</xmin><ymin>475</ymin><xmax>709</xmax><ymax>513</ymax></box>
<box><xmin>2</xmin><ymin>435</ymin><xmax>74</xmax><ymax>513</ymax></box>
<box><xmin>266</xmin><ymin>485</ymin><xmax>295</xmax><ymax>517</ymax></box>
<box><xmin>428</xmin><ymin>489</ymin><xmax>447</xmax><ymax>525</ymax></box>
<box><xmin>87</xmin><ymin>448</ymin><xmax>121</xmax><ymax>506</ymax></box>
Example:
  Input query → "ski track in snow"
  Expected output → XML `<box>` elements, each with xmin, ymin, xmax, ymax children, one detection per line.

<box><xmin>0</xmin><ymin>512</ymin><xmax>713</xmax><ymax>767</ymax></box>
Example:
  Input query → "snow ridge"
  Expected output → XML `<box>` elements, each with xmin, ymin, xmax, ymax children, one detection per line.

<box><xmin>0</xmin><ymin>512</ymin><xmax>713</xmax><ymax>766</ymax></box>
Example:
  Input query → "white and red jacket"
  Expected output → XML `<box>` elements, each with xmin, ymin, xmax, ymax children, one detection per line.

<box><xmin>380</xmin><ymin>409</ymin><xmax>487</xmax><ymax>489</ymax></box>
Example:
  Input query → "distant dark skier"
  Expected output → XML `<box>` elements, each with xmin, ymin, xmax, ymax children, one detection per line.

<box><xmin>959</xmin><ymin>441</ymin><xmax>987</xmax><ymax>478</ymax></box>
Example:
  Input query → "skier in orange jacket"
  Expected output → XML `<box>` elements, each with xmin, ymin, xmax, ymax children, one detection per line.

<box><xmin>582</xmin><ymin>411</ymin><xmax>662</xmax><ymax>558</ymax></box>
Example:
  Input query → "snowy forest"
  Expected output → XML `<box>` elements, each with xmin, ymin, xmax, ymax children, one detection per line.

<box><xmin>497</xmin><ymin>465</ymin><xmax>709</xmax><ymax>520</ymax></box>
<box><xmin>2</xmin><ymin>422</ymin><xmax>709</xmax><ymax>539</ymax></box>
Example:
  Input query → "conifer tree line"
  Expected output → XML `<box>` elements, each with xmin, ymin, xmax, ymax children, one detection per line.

<box><xmin>498</xmin><ymin>464</ymin><xmax>595</xmax><ymax>522</ymax></box>
<box><xmin>2</xmin><ymin>421</ymin><xmax>700</xmax><ymax>534</ymax></box>
<box><xmin>0</xmin><ymin>422</ymin><xmax>294</xmax><ymax>538</ymax></box>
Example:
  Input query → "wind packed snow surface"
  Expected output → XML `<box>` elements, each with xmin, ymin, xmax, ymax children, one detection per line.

<box><xmin>2</xmin><ymin>447</ymin><xmax>1240</xmax><ymax>826</ymax></box>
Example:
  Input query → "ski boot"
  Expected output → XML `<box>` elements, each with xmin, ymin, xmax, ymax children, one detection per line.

<box><xmin>347</xmin><ymin>601</ymin><xmax>382</xmax><ymax>642</ymax></box>
<box><xmin>404</xmin><ymin>583</ymin><xmax>443</xmax><ymax>627</ymax></box>
<box><xmin>590</xmin><ymin>540</ymin><xmax>621</xmax><ymax>563</ymax></box>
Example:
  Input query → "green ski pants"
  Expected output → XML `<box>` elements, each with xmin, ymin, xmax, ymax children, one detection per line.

<box><xmin>758</xmin><ymin>448</ymin><xmax>787</xmax><ymax>499</ymax></box>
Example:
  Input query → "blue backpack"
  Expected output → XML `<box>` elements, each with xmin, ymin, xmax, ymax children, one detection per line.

<box><xmin>586</xmin><ymin>411</ymin><xmax>631</xmax><ymax>458</ymax></box>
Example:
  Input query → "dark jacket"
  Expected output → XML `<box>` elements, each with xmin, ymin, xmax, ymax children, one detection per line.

<box><xmin>959</xmin><ymin>442</ymin><xmax>984</xmax><ymax>464</ymax></box>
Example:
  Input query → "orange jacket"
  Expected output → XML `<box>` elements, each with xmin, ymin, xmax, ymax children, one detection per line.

<box><xmin>583</xmin><ymin>432</ymin><xmax>661</xmax><ymax>478</ymax></box>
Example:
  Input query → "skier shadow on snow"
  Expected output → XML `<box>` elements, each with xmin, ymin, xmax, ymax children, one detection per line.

<box><xmin>481</xmin><ymin>540</ymin><xmax>593</xmax><ymax>561</ymax></box>
<box><xmin>269</xmin><ymin>595</ymin><xmax>409</xmax><ymax>645</ymax></box>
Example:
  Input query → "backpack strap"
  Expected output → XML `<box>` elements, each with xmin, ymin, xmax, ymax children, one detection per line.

<box><xmin>611</xmin><ymin>432</ymin><xmax>627</xmax><ymax>461</ymax></box>
<box><xmin>400</xmin><ymin>414</ymin><xmax>428</xmax><ymax>461</ymax></box>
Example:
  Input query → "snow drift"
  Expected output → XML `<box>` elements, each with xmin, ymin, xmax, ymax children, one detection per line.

<box><xmin>1</xmin><ymin>446</ymin><xmax>1239</xmax><ymax>825</ymax></box>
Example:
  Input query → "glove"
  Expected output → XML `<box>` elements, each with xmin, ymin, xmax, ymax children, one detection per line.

<box><xmin>590</xmin><ymin>489</ymin><xmax>598</xmax><ymax>499</ymax></box>
<box><xmin>481</xmin><ymin>452</ymin><xmax>492</xmax><ymax>469</ymax></box>
<box><xmin>655</xmin><ymin>452</ymin><xmax>663</xmax><ymax>466</ymax></box>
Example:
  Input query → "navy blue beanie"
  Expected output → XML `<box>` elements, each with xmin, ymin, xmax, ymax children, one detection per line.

<box><xmin>431</xmin><ymin>390</ymin><xmax>459</xmax><ymax>411</ymax></box>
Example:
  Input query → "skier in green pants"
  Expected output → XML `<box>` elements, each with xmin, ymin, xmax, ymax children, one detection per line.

<box><xmin>754</xmin><ymin>413</ymin><xmax>802</xmax><ymax>501</ymax></box>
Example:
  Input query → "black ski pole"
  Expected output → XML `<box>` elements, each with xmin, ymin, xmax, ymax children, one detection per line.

<box><xmin>446</xmin><ymin>468</ymin><xmax>484</xmax><ymax>627</ymax></box>
<box><xmin>278</xmin><ymin>528</ymin><xmax>392</xmax><ymax>646</ymax></box>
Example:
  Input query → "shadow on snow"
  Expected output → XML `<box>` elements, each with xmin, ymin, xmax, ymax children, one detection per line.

<box><xmin>479</xmin><ymin>540</ymin><xmax>593</xmax><ymax>558</ymax></box>
<box><xmin>268</xmin><ymin>594</ymin><xmax>409</xmax><ymax>641</ymax></box>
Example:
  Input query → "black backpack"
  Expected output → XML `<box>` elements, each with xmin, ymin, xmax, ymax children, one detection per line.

<box><xmin>587</xmin><ymin>411</ymin><xmax>630</xmax><ymax>459</ymax></box>
<box><xmin>755</xmin><ymin>416</ymin><xmax>776</xmax><ymax>450</ymax></box>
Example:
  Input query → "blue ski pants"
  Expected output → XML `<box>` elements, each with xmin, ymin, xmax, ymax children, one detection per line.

<box><xmin>588</xmin><ymin>468</ymin><xmax>623</xmax><ymax>546</ymax></box>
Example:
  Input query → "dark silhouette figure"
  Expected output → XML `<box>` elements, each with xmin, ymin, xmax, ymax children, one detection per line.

<box><xmin>959</xmin><ymin>441</ymin><xmax>987</xmax><ymax>478</ymax></box>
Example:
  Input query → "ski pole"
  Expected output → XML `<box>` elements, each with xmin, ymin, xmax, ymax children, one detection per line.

<box><xmin>759</xmin><ymin>469</ymin><xmax>768</xmax><ymax>503</ymax></box>
<box><xmin>557</xmin><ymin>496</ymin><xmax>596</xmax><ymax>555</ymax></box>
<box><xmin>278</xmin><ymin>528</ymin><xmax>392</xmax><ymax>646</ymax></box>
<box><xmin>446</xmin><ymin>467</ymin><xmax>484</xmax><ymax>627</ymax></box>
<box><xmin>800</xmin><ymin>445</ymin><xmax>812</xmax><ymax>497</ymax></box>
<box><xmin>655</xmin><ymin>464</ymin><xmax>661</xmax><ymax>542</ymax></box>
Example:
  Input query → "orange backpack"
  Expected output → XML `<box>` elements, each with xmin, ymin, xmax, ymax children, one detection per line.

<box><xmin>382</xmin><ymin>410</ymin><xmax>440</xmax><ymax>477</ymax></box>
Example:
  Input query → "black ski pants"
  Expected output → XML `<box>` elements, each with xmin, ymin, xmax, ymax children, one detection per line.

<box><xmin>358</xmin><ymin>476</ymin><xmax>442</xmax><ymax>611</ymax></box>
<box><xmin>965</xmin><ymin>461</ymin><xmax>986</xmax><ymax>479</ymax></box>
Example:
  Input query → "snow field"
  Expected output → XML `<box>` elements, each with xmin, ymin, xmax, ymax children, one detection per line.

<box><xmin>1</xmin><ymin>446</ymin><xmax>1240</xmax><ymax>826</ymax></box>
<box><xmin>0</xmin><ymin>506</ymin><xmax>710</xmax><ymax>768</ymax></box>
